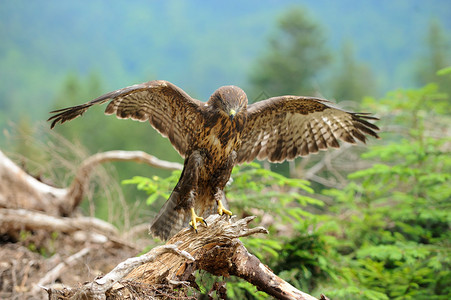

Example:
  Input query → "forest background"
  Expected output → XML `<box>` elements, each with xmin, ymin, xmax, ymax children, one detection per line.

<box><xmin>1</xmin><ymin>1</ymin><xmax>450</xmax><ymax>299</ymax></box>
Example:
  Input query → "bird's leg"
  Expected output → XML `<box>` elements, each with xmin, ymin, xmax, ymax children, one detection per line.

<box><xmin>189</xmin><ymin>207</ymin><xmax>207</xmax><ymax>233</ymax></box>
<box><xmin>213</xmin><ymin>151</ymin><xmax>236</xmax><ymax>217</ymax></box>
<box><xmin>217</xmin><ymin>200</ymin><xmax>232</xmax><ymax>217</ymax></box>
<box><xmin>215</xmin><ymin>188</ymin><xmax>232</xmax><ymax>217</ymax></box>
<box><xmin>182</xmin><ymin>151</ymin><xmax>207</xmax><ymax>232</ymax></box>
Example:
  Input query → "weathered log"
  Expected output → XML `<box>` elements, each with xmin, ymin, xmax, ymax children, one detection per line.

<box><xmin>0</xmin><ymin>149</ymin><xmax>67</xmax><ymax>216</ymax></box>
<box><xmin>0</xmin><ymin>208</ymin><xmax>117</xmax><ymax>237</ymax></box>
<box><xmin>45</xmin><ymin>215</ymin><xmax>326</xmax><ymax>300</ymax></box>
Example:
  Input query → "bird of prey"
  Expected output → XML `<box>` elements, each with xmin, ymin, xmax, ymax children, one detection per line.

<box><xmin>49</xmin><ymin>80</ymin><xmax>379</xmax><ymax>240</ymax></box>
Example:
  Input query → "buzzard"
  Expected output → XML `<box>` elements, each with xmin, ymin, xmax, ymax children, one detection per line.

<box><xmin>49</xmin><ymin>80</ymin><xmax>379</xmax><ymax>240</ymax></box>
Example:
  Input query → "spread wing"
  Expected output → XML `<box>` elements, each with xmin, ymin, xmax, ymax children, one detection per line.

<box><xmin>237</xmin><ymin>96</ymin><xmax>379</xmax><ymax>163</ymax></box>
<box><xmin>48</xmin><ymin>80</ymin><xmax>204</xmax><ymax>157</ymax></box>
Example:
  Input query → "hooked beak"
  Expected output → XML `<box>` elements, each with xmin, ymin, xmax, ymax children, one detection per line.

<box><xmin>229</xmin><ymin>109</ymin><xmax>236</xmax><ymax>120</ymax></box>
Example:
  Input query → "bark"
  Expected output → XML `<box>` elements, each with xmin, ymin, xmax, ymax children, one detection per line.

<box><xmin>45</xmin><ymin>215</ymin><xmax>328</xmax><ymax>300</ymax></box>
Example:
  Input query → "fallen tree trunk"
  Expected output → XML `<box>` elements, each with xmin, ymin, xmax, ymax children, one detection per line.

<box><xmin>0</xmin><ymin>149</ymin><xmax>182</xmax><ymax>216</ymax></box>
<box><xmin>0</xmin><ymin>208</ymin><xmax>118</xmax><ymax>242</ymax></box>
<box><xmin>45</xmin><ymin>215</ymin><xmax>328</xmax><ymax>300</ymax></box>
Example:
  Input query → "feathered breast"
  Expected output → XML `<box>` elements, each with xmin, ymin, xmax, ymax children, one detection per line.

<box><xmin>198</xmin><ymin>113</ymin><xmax>244</xmax><ymax>165</ymax></box>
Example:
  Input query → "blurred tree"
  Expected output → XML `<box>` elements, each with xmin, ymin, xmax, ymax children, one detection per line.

<box><xmin>248</xmin><ymin>6</ymin><xmax>335</xmax><ymax>179</ymax></box>
<box><xmin>331</xmin><ymin>40</ymin><xmax>376</xmax><ymax>101</ymax></box>
<box><xmin>249</xmin><ymin>7</ymin><xmax>331</xmax><ymax>100</ymax></box>
<box><xmin>415</xmin><ymin>19</ymin><xmax>451</xmax><ymax>97</ymax></box>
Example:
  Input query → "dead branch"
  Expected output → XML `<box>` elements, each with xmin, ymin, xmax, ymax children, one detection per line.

<box><xmin>190</xmin><ymin>240</ymin><xmax>319</xmax><ymax>300</ymax></box>
<box><xmin>0</xmin><ymin>149</ymin><xmax>67</xmax><ymax>215</ymax></box>
<box><xmin>45</xmin><ymin>244</ymin><xmax>193</xmax><ymax>300</ymax></box>
<box><xmin>0</xmin><ymin>149</ymin><xmax>182</xmax><ymax>216</ymax></box>
<box><xmin>67</xmin><ymin>150</ymin><xmax>183</xmax><ymax>212</ymax></box>
<box><xmin>33</xmin><ymin>247</ymin><xmax>93</xmax><ymax>295</ymax></box>
<box><xmin>92</xmin><ymin>244</ymin><xmax>194</xmax><ymax>293</ymax></box>
<box><xmin>45</xmin><ymin>215</ymin><xmax>326</xmax><ymax>300</ymax></box>
<box><xmin>0</xmin><ymin>208</ymin><xmax>118</xmax><ymax>237</ymax></box>
<box><xmin>298</xmin><ymin>144</ymin><xmax>351</xmax><ymax>188</ymax></box>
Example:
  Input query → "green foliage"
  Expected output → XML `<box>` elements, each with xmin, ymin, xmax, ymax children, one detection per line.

<box><xmin>274</xmin><ymin>221</ymin><xmax>337</xmax><ymax>293</ymax></box>
<box><xmin>123</xmin><ymin>171</ymin><xmax>181</xmax><ymax>206</ymax></box>
<box><xmin>436</xmin><ymin>66</ymin><xmax>451</xmax><ymax>76</ymax></box>
<box><xmin>228</xmin><ymin>162</ymin><xmax>318</xmax><ymax>216</ymax></box>
<box><xmin>226</xmin><ymin>163</ymin><xmax>323</xmax><ymax>272</ymax></box>
<box><xmin>225</xmin><ymin>280</ymin><xmax>269</xmax><ymax>299</ymax></box>
<box><xmin>19</xmin><ymin>230</ymin><xmax>59</xmax><ymax>258</ymax></box>
<box><xmin>317</xmin><ymin>83</ymin><xmax>451</xmax><ymax>299</ymax></box>
<box><xmin>226</xmin><ymin>163</ymin><xmax>325</xmax><ymax>298</ymax></box>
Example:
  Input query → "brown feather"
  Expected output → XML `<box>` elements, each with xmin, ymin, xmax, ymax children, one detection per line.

<box><xmin>236</xmin><ymin>96</ymin><xmax>379</xmax><ymax>163</ymax></box>
<box><xmin>49</xmin><ymin>82</ymin><xmax>379</xmax><ymax>240</ymax></box>
<box><xmin>49</xmin><ymin>80</ymin><xmax>204</xmax><ymax>157</ymax></box>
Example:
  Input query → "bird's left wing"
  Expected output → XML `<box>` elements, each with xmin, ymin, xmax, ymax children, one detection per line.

<box><xmin>237</xmin><ymin>96</ymin><xmax>379</xmax><ymax>163</ymax></box>
<box><xmin>48</xmin><ymin>80</ymin><xmax>204</xmax><ymax>157</ymax></box>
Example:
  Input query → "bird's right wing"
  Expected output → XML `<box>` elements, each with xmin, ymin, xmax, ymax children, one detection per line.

<box><xmin>48</xmin><ymin>80</ymin><xmax>204</xmax><ymax>157</ymax></box>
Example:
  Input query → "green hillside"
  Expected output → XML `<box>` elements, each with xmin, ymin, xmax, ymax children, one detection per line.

<box><xmin>1</xmin><ymin>0</ymin><xmax>450</xmax><ymax>131</ymax></box>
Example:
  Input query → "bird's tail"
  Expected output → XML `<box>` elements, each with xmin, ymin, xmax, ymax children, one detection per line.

<box><xmin>149</xmin><ymin>190</ymin><xmax>190</xmax><ymax>241</ymax></box>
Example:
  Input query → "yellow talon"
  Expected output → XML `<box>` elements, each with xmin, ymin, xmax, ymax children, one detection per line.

<box><xmin>217</xmin><ymin>200</ymin><xmax>233</xmax><ymax>216</ymax></box>
<box><xmin>189</xmin><ymin>207</ymin><xmax>207</xmax><ymax>232</ymax></box>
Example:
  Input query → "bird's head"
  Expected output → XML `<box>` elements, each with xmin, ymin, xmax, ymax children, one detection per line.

<box><xmin>208</xmin><ymin>86</ymin><xmax>248</xmax><ymax>121</ymax></box>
